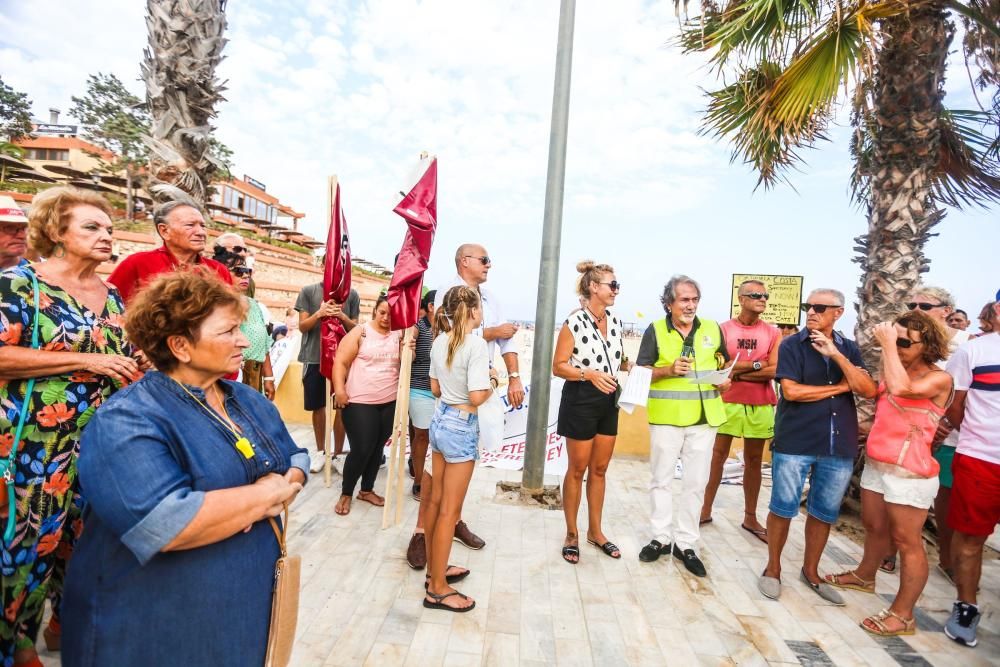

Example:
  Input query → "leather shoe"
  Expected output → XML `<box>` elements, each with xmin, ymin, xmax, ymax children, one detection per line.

<box><xmin>639</xmin><ymin>540</ymin><xmax>671</xmax><ymax>562</ymax></box>
<box><xmin>673</xmin><ymin>544</ymin><xmax>707</xmax><ymax>577</ymax></box>
<box><xmin>453</xmin><ymin>520</ymin><xmax>485</xmax><ymax>550</ymax></box>
<box><xmin>407</xmin><ymin>533</ymin><xmax>427</xmax><ymax>569</ymax></box>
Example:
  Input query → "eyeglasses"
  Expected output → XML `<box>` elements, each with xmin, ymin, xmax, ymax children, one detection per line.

<box><xmin>232</xmin><ymin>266</ymin><xmax>253</xmax><ymax>277</ymax></box>
<box><xmin>599</xmin><ymin>281</ymin><xmax>622</xmax><ymax>292</ymax></box>
<box><xmin>896</xmin><ymin>337</ymin><xmax>921</xmax><ymax>348</ymax></box>
<box><xmin>0</xmin><ymin>224</ymin><xmax>26</xmax><ymax>235</ymax></box>
<box><xmin>741</xmin><ymin>292</ymin><xmax>769</xmax><ymax>300</ymax></box>
<box><xmin>463</xmin><ymin>255</ymin><xmax>491</xmax><ymax>265</ymax></box>
<box><xmin>801</xmin><ymin>303</ymin><xmax>840</xmax><ymax>314</ymax></box>
<box><xmin>907</xmin><ymin>302</ymin><xmax>945</xmax><ymax>311</ymax></box>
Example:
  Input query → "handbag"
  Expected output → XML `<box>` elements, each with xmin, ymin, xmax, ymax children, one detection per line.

<box><xmin>264</xmin><ymin>506</ymin><xmax>301</xmax><ymax>667</ymax></box>
<box><xmin>1</xmin><ymin>268</ymin><xmax>40</xmax><ymax>545</ymax></box>
<box><xmin>866</xmin><ymin>385</ymin><xmax>953</xmax><ymax>478</ymax></box>
<box><xmin>477</xmin><ymin>389</ymin><xmax>506</xmax><ymax>452</ymax></box>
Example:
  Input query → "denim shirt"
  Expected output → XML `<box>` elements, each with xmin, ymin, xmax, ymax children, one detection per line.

<box><xmin>62</xmin><ymin>371</ymin><xmax>308</xmax><ymax>667</ymax></box>
<box><xmin>773</xmin><ymin>329</ymin><xmax>867</xmax><ymax>459</ymax></box>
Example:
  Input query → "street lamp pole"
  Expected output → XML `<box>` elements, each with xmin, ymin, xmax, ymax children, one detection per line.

<box><xmin>521</xmin><ymin>0</ymin><xmax>576</xmax><ymax>493</ymax></box>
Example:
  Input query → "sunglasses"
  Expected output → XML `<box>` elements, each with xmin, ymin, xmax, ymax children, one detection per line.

<box><xmin>896</xmin><ymin>337</ymin><xmax>921</xmax><ymax>348</ymax></box>
<box><xmin>741</xmin><ymin>292</ymin><xmax>769</xmax><ymax>300</ymax></box>
<box><xmin>232</xmin><ymin>266</ymin><xmax>253</xmax><ymax>277</ymax></box>
<box><xmin>801</xmin><ymin>303</ymin><xmax>840</xmax><ymax>314</ymax></box>
<box><xmin>463</xmin><ymin>255</ymin><xmax>491</xmax><ymax>266</ymax></box>
<box><xmin>599</xmin><ymin>281</ymin><xmax>622</xmax><ymax>292</ymax></box>
<box><xmin>231</xmin><ymin>245</ymin><xmax>248</xmax><ymax>254</ymax></box>
<box><xmin>907</xmin><ymin>302</ymin><xmax>945</xmax><ymax>311</ymax></box>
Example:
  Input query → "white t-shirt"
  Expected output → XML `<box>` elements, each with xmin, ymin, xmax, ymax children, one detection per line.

<box><xmin>946</xmin><ymin>333</ymin><xmax>1000</xmax><ymax>465</ymax></box>
<box><xmin>940</xmin><ymin>329</ymin><xmax>972</xmax><ymax>448</ymax></box>
<box><xmin>429</xmin><ymin>333</ymin><xmax>492</xmax><ymax>406</ymax></box>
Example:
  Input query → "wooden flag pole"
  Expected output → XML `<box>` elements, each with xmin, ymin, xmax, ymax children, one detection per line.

<box><xmin>382</xmin><ymin>328</ymin><xmax>415</xmax><ymax>528</ymax></box>
<box><xmin>323</xmin><ymin>175</ymin><xmax>337</xmax><ymax>488</ymax></box>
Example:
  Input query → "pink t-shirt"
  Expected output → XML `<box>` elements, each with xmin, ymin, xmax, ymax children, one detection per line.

<box><xmin>720</xmin><ymin>318</ymin><xmax>779</xmax><ymax>406</ymax></box>
<box><xmin>345</xmin><ymin>323</ymin><xmax>402</xmax><ymax>404</ymax></box>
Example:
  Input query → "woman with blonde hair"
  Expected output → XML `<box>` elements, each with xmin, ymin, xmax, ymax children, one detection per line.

<box><xmin>552</xmin><ymin>261</ymin><xmax>626</xmax><ymax>563</ymax></box>
<box><xmin>0</xmin><ymin>186</ymin><xmax>141</xmax><ymax>665</ymax></box>
<box><xmin>423</xmin><ymin>286</ymin><xmax>493</xmax><ymax>612</ymax></box>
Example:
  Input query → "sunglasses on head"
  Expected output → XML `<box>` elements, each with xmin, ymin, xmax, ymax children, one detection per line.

<box><xmin>741</xmin><ymin>292</ymin><xmax>769</xmax><ymax>300</ymax></box>
<box><xmin>896</xmin><ymin>337</ymin><xmax>921</xmax><ymax>348</ymax></box>
<box><xmin>907</xmin><ymin>302</ymin><xmax>944</xmax><ymax>311</ymax></box>
<box><xmin>801</xmin><ymin>303</ymin><xmax>839</xmax><ymax>314</ymax></box>
<box><xmin>599</xmin><ymin>281</ymin><xmax>622</xmax><ymax>292</ymax></box>
<box><xmin>463</xmin><ymin>255</ymin><xmax>491</xmax><ymax>266</ymax></box>
<box><xmin>232</xmin><ymin>266</ymin><xmax>252</xmax><ymax>277</ymax></box>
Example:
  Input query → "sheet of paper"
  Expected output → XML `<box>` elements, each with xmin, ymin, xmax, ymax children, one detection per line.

<box><xmin>685</xmin><ymin>353</ymin><xmax>740</xmax><ymax>386</ymax></box>
<box><xmin>619</xmin><ymin>365</ymin><xmax>652</xmax><ymax>414</ymax></box>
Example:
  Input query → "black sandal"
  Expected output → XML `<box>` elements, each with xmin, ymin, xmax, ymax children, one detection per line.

<box><xmin>587</xmin><ymin>538</ymin><xmax>621</xmax><ymax>559</ymax></box>
<box><xmin>423</xmin><ymin>590</ymin><xmax>476</xmax><ymax>612</ymax></box>
<box><xmin>562</xmin><ymin>543</ymin><xmax>580</xmax><ymax>564</ymax></box>
<box><xmin>424</xmin><ymin>565</ymin><xmax>470</xmax><ymax>588</ymax></box>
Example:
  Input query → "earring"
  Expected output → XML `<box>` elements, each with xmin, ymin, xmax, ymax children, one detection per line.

<box><xmin>52</xmin><ymin>242</ymin><xmax>66</xmax><ymax>259</ymax></box>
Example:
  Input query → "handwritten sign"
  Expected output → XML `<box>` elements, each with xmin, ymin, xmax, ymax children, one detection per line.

<box><xmin>730</xmin><ymin>274</ymin><xmax>804</xmax><ymax>326</ymax></box>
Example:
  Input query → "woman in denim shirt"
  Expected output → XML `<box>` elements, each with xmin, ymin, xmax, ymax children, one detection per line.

<box><xmin>61</xmin><ymin>272</ymin><xmax>307</xmax><ymax>667</ymax></box>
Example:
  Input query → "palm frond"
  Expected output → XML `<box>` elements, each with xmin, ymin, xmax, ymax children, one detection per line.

<box><xmin>935</xmin><ymin>108</ymin><xmax>1000</xmax><ymax>208</ymax></box>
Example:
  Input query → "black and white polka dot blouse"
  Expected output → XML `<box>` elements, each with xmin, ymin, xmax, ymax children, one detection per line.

<box><xmin>565</xmin><ymin>308</ymin><xmax>624</xmax><ymax>376</ymax></box>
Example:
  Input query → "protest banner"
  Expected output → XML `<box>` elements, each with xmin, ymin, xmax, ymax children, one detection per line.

<box><xmin>479</xmin><ymin>378</ymin><xmax>568</xmax><ymax>475</ymax></box>
<box><xmin>730</xmin><ymin>273</ymin><xmax>804</xmax><ymax>326</ymax></box>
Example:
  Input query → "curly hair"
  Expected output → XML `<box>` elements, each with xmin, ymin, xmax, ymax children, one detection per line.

<box><xmin>895</xmin><ymin>310</ymin><xmax>949</xmax><ymax>366</ymax></box>
<box><xmin>575</xmin><ymin>260</ymin><xmax>614</xmax><ymax>298</ymax></box>
<box><xmin>27</xmin><ymin>186</ymin><xmax>114</xmax><ymax>257</ymax></box>
<box><xmin>125</xmin><ymin>272</ymin><xmax>246</xmax><ymax>372</ymax></box>
<box><xmin>659</xmin><ymin>274</ymin><xmax>700</xmax><ymax>311</ymax></box>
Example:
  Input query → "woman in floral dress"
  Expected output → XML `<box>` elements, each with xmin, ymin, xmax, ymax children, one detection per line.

<box><xmin>0</xmin><ymin>187</ymin><xmax>141</xmax><ymax>667</ymax></box>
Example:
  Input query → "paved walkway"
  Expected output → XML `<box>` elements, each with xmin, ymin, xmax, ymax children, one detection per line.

<box><xmin>37</xmin><ymin>424</ymin><xmax>999</xmax><ymax>666</ymax></box>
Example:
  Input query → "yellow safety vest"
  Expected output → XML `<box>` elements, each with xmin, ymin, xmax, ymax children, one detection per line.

<box><xmin>647</xmin><ymin>317</ymin><xmax>726</xmax><ymax>427</ymax></box>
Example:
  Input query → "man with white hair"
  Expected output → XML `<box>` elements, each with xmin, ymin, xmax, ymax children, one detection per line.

<box><xmin>758</xmin><ymin>288</ymin><xmax>875</xmax><ymax>603</ymax></box>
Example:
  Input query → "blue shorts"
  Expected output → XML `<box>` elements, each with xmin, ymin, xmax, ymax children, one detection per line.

<box><xmin>429</xmin><ymin>404</ymin><xmax>480</xmax><ymax>463</ymax></box>
<box><xmin>769</xmin><ymin>452</ymin><xmax>854</xmax><ymax>524</ymax></box>
<box><xmin>409</xmin><ymin>388</ymin><xmax>436</xmax><ymax>430</ymax></box>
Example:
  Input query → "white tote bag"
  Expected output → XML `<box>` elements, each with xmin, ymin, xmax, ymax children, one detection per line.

<box><xmin>477</xmin><ymin>390</ymin><xmax>506</xmax><ymax>452</ymax></box>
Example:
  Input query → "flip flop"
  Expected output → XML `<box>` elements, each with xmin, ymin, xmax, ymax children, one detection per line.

<box><xmin>741</xmin><ymin>524</ymin><xmax>768</xmax><ymax>544</ymax></box>
<box><xmin>423</xmin><ymin>590</ymin><xmax>476</xmax><ymax>613</ymax></box>
<box><xmin>334</xmin><ymin>496</ymin><xmax>351</xmax><ymax>516</ymax></box>
<box><xmin>699</xmin><ymin>517</ymin><xmax>713</xmax><ymax>526</ymax></box>
<box><xmin>879</xmin><ymin>556</ymin><xmax>896</xmax><ymax>574</ymax></box>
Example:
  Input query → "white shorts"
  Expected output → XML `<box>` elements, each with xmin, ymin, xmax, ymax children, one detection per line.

<box><xmin>860</xmin><ymin>458</ymin><xmax>939</xmax><ymax>509</ymax></box>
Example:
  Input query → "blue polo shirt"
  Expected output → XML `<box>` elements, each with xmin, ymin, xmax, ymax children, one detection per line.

<box><xmin>773</xmin><ymin>328</ymin><xmax>867</xmax><ymax>459</ymax></box>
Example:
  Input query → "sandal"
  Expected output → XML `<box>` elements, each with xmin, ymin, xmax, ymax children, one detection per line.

<box><xmin>587</xmin><ymin>538</ymin><xmax>621</xmax><ymax>559</ymax></box>
<box><xmin>334</xmin><ymin>495</ymin><xmax>351</xmax><ymax>516</ymax></box>
<box><xmin>423</xmin><ymin>590</ymin><xmax>476</xmax><ymax>613</ymax></box>
<box><xmin>824</xmin><ymin>570</ymin><xmax>876</xmax><ymax>593</ymax></box>
<box><xmin>699</xmin><ymin>517</ymin><xmax>713</xmax><ymax>526</ymax></box>
<box><xmin>424</xmin><ymin>565</ymin><xmax>471</xmax><ymax>588</ymax></box>
<box><xmin>741</xmin><ymin>524</ymin><xmax>768</xmax><ymax>544</ymax></box>
<box><xmin>562</xmin><ymin>543</ymin><xmax>580</xmax><ymax>564</ymax></box>
<box><xmin>357</xmin><ymin>491</ymin><xmax>385</xmax><ymax>507</ymax></box>
<box><xmin>879</xmin><ymin>556</ymin><xmax>897</xmax><ymax>574</ymax></box>
<box><xmin>860</xmin><ymin>609</ymin><xmax>915</xmax><ymax>637</ymax></box>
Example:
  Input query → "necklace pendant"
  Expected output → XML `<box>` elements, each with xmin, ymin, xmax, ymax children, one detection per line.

<box><xmin>235</xmin><ymin>437</ymin><xmax>255</xmax><ymax>459</ymax></box>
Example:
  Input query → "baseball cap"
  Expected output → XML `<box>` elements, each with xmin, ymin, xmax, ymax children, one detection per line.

<box><xmin>0</xmin><ymin>195</ymin><xmax>28</xmax><ymax>225</ymax></box>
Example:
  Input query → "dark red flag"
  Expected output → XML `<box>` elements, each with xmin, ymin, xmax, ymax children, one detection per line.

<box><xmin>387</xmin><ymin>157</ymin><xmax>438</xmax><ymax>330</ymax></box>
<box><xmin>319</xmin><ymin>181</ymin><xmax>352</xmax><ymax>379</ymax></box>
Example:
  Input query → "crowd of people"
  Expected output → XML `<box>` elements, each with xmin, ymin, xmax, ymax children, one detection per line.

<box><xmin>0</xmin><ymin>186</ymin><xmax>998</xmax><ymax>663</ymax></box>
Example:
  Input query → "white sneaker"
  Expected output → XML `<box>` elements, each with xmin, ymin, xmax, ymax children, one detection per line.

<box><xmin>332</xmin><ymin>455</ymin><xmax>345</xmax><ymax>476</ymax></box>
<box><xmin>309</xmin><ymin>451</ymin><xmax>326</xmax><ymax>473</ymax></box>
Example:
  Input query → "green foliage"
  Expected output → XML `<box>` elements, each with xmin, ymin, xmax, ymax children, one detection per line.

<box><xmin>70</xmin><ymin>73</ymin><xmax>151</xmax><ymax>169</ymax></box>
<box><xmin>0</xmin><ymin>77</ymin><xmax>34</xmax><ymax>141</ymax></box>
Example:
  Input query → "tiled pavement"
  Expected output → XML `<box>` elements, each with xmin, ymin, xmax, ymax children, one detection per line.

<box><xmin>38</xmin><ymin>424</ymin><xmax>1000</xmax><ymax>665</ymax></box>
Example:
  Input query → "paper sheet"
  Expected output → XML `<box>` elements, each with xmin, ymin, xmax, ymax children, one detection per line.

<box><xmin>685</xmin><ymin>353</ymin><xmax>740</xmax><ymax>385</ymax></box>
<box><xmin>618</xmin><ymin>366</ymin><xmax>652</xmax><ymax>414</ymax></box>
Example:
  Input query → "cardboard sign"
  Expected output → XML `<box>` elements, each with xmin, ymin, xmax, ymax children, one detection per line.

<box><xmin>730</xmin><ymin>274</ymin><xmax>804</xmax><ymax>326</ymax></box>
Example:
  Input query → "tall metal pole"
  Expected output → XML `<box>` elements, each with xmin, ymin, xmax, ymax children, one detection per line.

<box><xmin>521</xmin><ymin>0</ymin><xmax>576</xmax><ymax>493</ymax></box>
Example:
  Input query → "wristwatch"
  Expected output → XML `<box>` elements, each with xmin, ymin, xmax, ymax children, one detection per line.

<box><xmin>509</xmin><ymin>372</ymin><xmax>521</xmax><ymax>379</ymax></box>
<box><xmin>751</xmin><ymin>361</ymin><xmax>763</xmax><ymax>371</ymax></box>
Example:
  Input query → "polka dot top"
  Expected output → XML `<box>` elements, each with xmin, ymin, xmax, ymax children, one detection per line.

<box><xmin>565</xmin><ymin>308</ymin><xmax>624</xmax><ymax>376</ymax></box>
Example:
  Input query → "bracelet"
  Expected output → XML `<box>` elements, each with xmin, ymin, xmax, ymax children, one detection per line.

<box><xmin>579</xmin><ymin>368</ymin><xmax>585</xmax><ymax>382</ymax></box>
<box><xmin>263</xmin><ymin>376</ymin><xmax>275</xmax><ymax>382</ymax></box>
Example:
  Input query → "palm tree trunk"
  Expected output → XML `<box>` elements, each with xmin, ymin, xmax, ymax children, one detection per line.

<box><xmin>853</xmin><ymin>3</ymin><xmax>953</xmax><ymax>427</ymax></box>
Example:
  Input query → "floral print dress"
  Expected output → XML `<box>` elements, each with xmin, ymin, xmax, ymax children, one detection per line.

<box><xmin>0</xmin><ymin>265</ymin><xmax>131</xmax><ymax>661</ymax></box>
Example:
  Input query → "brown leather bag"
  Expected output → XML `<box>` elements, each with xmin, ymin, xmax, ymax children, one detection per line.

<box><xmin>265</xmin><ymin>508</ymin><xmax>300</xmax><ymax>667</ymax></box>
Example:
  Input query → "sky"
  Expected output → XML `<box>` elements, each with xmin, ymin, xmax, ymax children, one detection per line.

<box><xmin>1</xmin><ymin>0</ymin><xmax>997</xmax><ymax>334</ymax></box>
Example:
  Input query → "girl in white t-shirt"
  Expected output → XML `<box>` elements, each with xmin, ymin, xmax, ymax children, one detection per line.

<box><xmin>424</xmin><ymin>286</ymin><xmax>493</xmax><ymax>613</ymax></box>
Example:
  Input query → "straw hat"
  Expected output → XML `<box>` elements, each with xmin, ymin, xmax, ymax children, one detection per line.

<box><xmin>0</xmin><ymin>195</ymin><xmax>28</xmax><ymax>225</ymax></box>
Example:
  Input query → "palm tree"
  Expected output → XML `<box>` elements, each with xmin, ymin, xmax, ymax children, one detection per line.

<box><xmin>677</xmin><ymin>0</ymin><xmax>999</xmax><ymax>379</ymax></box>
<box><xmin>141</xmin><ymin>0</ymin><xmax>229</xmax><ymax>205</ymax></box>
<box><xmin>0</xmin><ymin>142</ymin><xmax>25</xmax><ymax>183</ymax></box>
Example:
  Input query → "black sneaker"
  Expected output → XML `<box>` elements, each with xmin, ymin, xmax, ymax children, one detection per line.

<box><xmin>673</xmin><ymin>545</ymin><xmax>707</xmax><ymax>577</ymax></box>
<box><xmin>639</xmin><ymin>540</ymin><xmax>671</xmax><ymax>562</ymax></box>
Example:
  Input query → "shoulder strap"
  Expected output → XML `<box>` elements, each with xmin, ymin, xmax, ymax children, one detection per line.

<box><xmin>268</xmin><ymin>505</ymin><xmax>290</xmax><ymax>557</ymax></box>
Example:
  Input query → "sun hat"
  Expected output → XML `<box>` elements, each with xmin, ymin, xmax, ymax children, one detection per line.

<box><xmin>0</xmin><ymin>195</ymin><xmax>28</xmax><ymax>225</ymax></box>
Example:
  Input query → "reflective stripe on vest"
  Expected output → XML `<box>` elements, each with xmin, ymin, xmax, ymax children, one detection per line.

<box><xmin>647</xmin><ymin>318</ymin><xmax>727</xmax><ymax>427</ymax></box>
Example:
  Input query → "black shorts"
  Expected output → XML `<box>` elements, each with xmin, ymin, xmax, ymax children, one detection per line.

<box><xmin>557</xmin><ymin>380</ymin><xmax>619</xmax><ymax>440</ymax></box>
<box><xmin>302</xmin><ymin>363</ymin><xmax>328</xmax><ymax>411</ymax></box>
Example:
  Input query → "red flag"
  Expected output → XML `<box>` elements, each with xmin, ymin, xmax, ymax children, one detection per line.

<box><xmin>319</xmin><ymin>181</ymin><xmax>352</xmax><ymax>379</ymax></box>
<box><xmin>387</xmin><ymin>157</ymin><xmax>438</xmax><ymax>330</ymax></box>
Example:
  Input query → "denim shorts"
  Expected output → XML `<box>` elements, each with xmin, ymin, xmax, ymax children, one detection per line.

<box><xmin>429</xmin><ymin>404</ymin><xmax>480</xmax><ymax>463</ymax></box>
<box><xmin>769</xmin><ymin>452</ymin><xmax>854</xmax><ymax>524</ymax></box>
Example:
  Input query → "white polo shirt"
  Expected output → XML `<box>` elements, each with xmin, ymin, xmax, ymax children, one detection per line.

<box><xmin>434</xmin><ymin>274</ymin><xmax>516</xmax><ymax>364</ymax></box>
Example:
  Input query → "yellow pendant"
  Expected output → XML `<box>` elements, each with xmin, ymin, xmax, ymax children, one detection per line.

<box><xmin>235</xmin><ymin>437</ymin><xmax>255</xmax><ymax>459</ymax></box>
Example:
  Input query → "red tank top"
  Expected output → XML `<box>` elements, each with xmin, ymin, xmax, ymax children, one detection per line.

<box><xmin>867</xmin><ymin>380</ymin><xmax>949</xmax><ymax>477</ymax></box>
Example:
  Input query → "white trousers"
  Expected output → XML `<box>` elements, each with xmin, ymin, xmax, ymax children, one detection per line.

<box><xmin>648</xmin><ymin>423</ymin><xmax>717</xmax><ymax>552</ymax></box>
